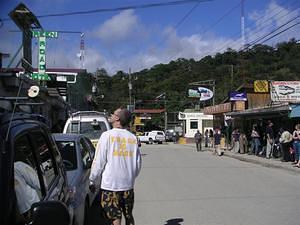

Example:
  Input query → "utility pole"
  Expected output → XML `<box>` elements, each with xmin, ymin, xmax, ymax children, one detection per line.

<box><xmin>230</xmin><ymin>64</ymin><xmax>234</xmax><ymax>90</ymax></box>
<box><xmin>241</xmin><ymin>0</ymin><xmax>246</xmax><ymax>48</ymax></box>
<box><xmin>128</xmin><ymin>68</ymin><xmax>132</xmax><ymax>107</ymax></box>
<box><xmin>164</xmin><ymin>93</ymin><xmax>167</xmax><ymax>132</ymax></box>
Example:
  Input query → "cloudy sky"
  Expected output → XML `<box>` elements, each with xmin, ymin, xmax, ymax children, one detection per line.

<box><xmin>0</xmin><ymin>0</ymin><xmax>300</xmax><ymax>74</ymax></box>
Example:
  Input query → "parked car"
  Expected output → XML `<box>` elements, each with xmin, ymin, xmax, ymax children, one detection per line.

<box><xmin>63</xmin><ymin>111</ymin><xmax>110</xmax><ymax>148</ymax></box>
<box><xmin>0</xmin><ymin>113</ymin><xmax>72</xmax><ymax>225</ymax></box>
<box><xmin>139</xmin><ymin>130</ymin><xmax>166</xmax><ymax>144</ymax></box>
<box><xmin>165</xmin><ymin>129</ymin><xmax>175</xmax><ymax>142</ymax></box>
<box><xmin>53</xmin><ymin>133</ymin><xmax>97</xmax><ymax>225</ymax></box>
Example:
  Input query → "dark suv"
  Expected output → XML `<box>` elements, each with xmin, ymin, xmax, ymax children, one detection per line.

<box><xmin>0</xmin><ymin>113</ymin><xmax>72</xmax><ymax>225</ymax></box>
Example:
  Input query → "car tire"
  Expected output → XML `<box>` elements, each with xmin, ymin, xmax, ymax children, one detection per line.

<box><xmin>149</xmin><ymin>138</ymin><xmax>153</xmax><ymax>144</ymax></box>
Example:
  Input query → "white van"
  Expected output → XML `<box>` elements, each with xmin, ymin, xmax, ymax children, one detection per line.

<box><xmin>63</xmin><ymin>111</ymin><xmax>111</xmax><ymax>147</ymax></box>
<box><xmin>138</xmin><ymin>130</ymin><xmax>166</xmax><ymax>144</ymax></box>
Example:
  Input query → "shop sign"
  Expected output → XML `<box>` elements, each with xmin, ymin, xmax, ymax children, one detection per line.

<box><xmin>254</xmin><ymin>80</ymin><xmax>268</xmax><ymax>92</ymax></box>
<box><xmin>178</xmin><ymin>112</ymin><xmax>213</xmax><ymax>120</ymax></box>
<box><xmin>271</xmin><ymin>81</ymin><xmax>300</xmax><ymax>102</ymax></box>
<box><xmin>188</xmin><ymin>87</ymin><xmax>213</xmax><ymax>101</ymax></box>
<box><xmin>203</xmin><ymin>102</ymin><xmax>231</xmax><ymax>115</ymax></box>
<box><xmin>229</xmin><ymin>91</ymin><xmax>247</xmax><ymax>101</ymax></box>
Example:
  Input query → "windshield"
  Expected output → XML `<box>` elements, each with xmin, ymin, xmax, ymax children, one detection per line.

<box><xmin>66</xmin><ymin>121</ymin><xmax>108</xmax><ymax>140</ymax></box>
<box><xmin>55</xmin><ymin>141</ymin><xmax>77</xmax><ymax>171</ymax></box>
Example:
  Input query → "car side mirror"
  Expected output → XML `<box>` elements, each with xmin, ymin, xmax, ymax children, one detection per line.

<box><xmin>84</xmin><ymin>158</ymin><xmax>92</xmax><ymax>169</ymax></box>
<box><xmin>31</xmin><ymin>201</ymin><xmax>70</xmax><ymax>225</ymax></box>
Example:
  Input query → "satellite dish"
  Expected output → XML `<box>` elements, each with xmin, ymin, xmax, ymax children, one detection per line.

<box><xmin>28</xmin><ymin>85</ymin><xmax>40</xmax><ymax>98</ymax></box>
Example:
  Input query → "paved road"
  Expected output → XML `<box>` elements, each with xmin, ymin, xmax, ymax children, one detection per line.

<box><xmin>89</xmin><ymin>143</ymin><xmax>300</xmax><ymax>225</ymax></box>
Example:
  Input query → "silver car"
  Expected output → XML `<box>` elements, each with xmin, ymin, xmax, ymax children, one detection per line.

<box><xmin>53</xmin><ymin>133</ymin><xmax>97</xmax><ymax>225</ymax></box>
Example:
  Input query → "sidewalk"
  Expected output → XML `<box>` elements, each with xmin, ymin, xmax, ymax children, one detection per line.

<box><xmin>180</xmin><ymin>143</ymin><xmax>300</xmax><ymax>174</ymax></box>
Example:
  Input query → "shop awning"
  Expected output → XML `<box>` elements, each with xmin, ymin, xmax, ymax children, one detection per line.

<box><xmin>225</xmin><ymin>103</ymin><xmax>291</xmax><ymax>118</ymax></box>
<box><xmin>289</xmin><ymin>104</ymin><xmax>300</xmax><ymax>118</ymax></box>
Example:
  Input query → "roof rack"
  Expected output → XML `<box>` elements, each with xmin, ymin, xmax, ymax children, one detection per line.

<box><xmin>71</xmin><ymin>111</ymin><xmax>107</xmax><ymax>117</ymax></box>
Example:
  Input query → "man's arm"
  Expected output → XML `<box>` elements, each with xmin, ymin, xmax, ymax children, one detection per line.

<box><xmin>15</xmin><ymin>162</ymin><xmax>40</xmax><ymax>191</ymax></box>
<box><xmin>89</xmin><ymin>133</ymin><xmax>108</xmax><ymax>187</ymax></box>
<box><xmin>135</xmin><ymin>146</ymin><xmax>142</xmax><ymax>178</ymax></box>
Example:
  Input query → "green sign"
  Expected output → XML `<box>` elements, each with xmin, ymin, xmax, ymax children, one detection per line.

<box><xmin>31</xmin><ymin>73</ymin><xmax>51</xmax><ymax>81</ymax></box>
<box><xmin>32</xmin><ymin>30</ymin><xmax>58</xmax><ymax>38</ymax></box>
<box><xmin>38</xmin><ymin>36</ymin><xmax>46</xmax><ymax>74</ymax></box>
<box><xmin>31</xmin><ymin>30</ymin><xmax>59</xmax><ymax>81</ymax></box>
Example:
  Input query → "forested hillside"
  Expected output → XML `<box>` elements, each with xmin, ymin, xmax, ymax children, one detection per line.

<box><xmin>72</xmin><ymin>39</ymin><xmax>300</xmax><ymax>113</ymax></box>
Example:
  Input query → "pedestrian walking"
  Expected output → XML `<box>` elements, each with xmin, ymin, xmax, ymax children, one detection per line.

<box><xmin>204</xmin><ymin>129</ymin><xmax>209</xmax><ymax>147</ymax></box>
<box><xmin>89</xmin><ymin>107</ymin><xmax>142</xmax><ymax>225</ymax></box>
<box><xmin>213</xmin><ymin>128</ymin><xmax>223</xmax><ymax>156</ymax></box>
<box><xmin>232</xmin><ymin>128</ymin><xmax>240</xmax><ymax>153</ymax></box>
<box><xmin>293</xmin><ymin>124</ymin><xmax>300</xmax><ymax>167</ymax></box>
<box><xmin>279</xmin><ymin>129</ymin><xmax>293</xmax><ymax>162</ymax></box>
<box><xmin>194</xmin><ymin>130</ymin><xmax>202</xmax><ymax>152</ymax></box>
<box><xmin>251</xmin><ymin>126</ymin><xmax>260</xmax><ymax>155</ymax></box>
<box><xmin>209</xmin><ymin>129</ymin><xmax>214</xmax><ymax>147</ymax></box>
<box><xmin>265</xmin><ymin>121</ymin><xmax>274</xmax><ymax>158</ymax></box>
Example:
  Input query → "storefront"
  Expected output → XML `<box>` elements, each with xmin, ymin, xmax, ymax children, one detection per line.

<box><xmin>178</xmin><ymin>110</ymin><xmax>213</xmax><ymax>138</ymax></box>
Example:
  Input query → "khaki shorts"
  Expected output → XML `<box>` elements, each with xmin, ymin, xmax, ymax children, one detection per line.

<box><xmin>101</xmin><ymin>189</ymin><xmax>134</xmax><ymax>223</ymax></box>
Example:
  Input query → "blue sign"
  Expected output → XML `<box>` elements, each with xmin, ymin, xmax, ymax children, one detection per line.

<box><xmin>229</xmin><ymin>91</ymin><xmax>247</xmax><ymax>101</ymax></box>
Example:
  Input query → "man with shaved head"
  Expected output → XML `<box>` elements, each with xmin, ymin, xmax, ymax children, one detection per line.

<box><xmin>89</xmin><ymin>107</ymin><xmax>142</xmax><ymax>225</ymax></box>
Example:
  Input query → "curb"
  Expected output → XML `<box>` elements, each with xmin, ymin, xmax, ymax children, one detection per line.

<box><xmin>181</xmin><ymin>143</ymin><xmax>300</xmax><ymax>174</ymax></box>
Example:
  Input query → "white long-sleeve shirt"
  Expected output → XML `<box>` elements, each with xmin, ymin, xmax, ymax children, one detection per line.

<box><xmin>89</xmin><ymin>128</ymin><xmax>142</xmax><ymax>191</ymax></box>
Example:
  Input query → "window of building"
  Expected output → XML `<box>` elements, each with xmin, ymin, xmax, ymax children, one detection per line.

<box><xmin>190</xmin><ymin>121</ymin><xmax>198</xmax><ymax>129</ymax></box>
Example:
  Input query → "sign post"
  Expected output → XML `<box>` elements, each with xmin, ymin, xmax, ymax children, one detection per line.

<box><xmin>31</xmin><ymin>30</ymin><xmax>58</xmax><ymax>81</ymax></box>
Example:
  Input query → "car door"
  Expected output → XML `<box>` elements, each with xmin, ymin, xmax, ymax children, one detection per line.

<box><xmin>80</xmin><ymin>137</ymin><xmax>96</xmax><ymax>204</ymax></box>
<box><xmin>29</xmin><ymin>130</ymin><xmax>67</xmax><ymax>203</ymax></box>
<box><xmin>13</xmin><ymin>133</ymin><xmax>43</xmax><ymax>224</ymax></box>
<box><xmin>78</xmin><ymin>138</ymin><xmax>93</xmax><ymax>200</ymax></box>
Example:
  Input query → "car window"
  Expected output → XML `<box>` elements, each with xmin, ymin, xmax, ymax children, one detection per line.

<box><xmin>157</xmin><ymin>132</ymin><xmax>164</xmax><ymax>135</ymax></box>
<box><xmin>83</xmin><ymin>137</ymin><xmax>95</xmax><ymax>158</ymax></box>
<box><xmin>79</xmin><ymin>139</ymin><xmax>92</xmax><ymax>167</ymax></box>
<box><xmin>66</xmin><ymin>120</ymin><xmax>108</xmax><ymax>140</ymax></box>
<box><xmin>55</xmin><ymin>141</ymin><xmax>78</xmax><ymax>171</ymax></box>
<box><xmin>66</xmin><ymin>121</ymin><xmax>79</xmax><ymax>133</ymax></box>
<box><xmin>14</xmin><ymin>134</ymin><xmax>42</xmax><ymax>216</ymax></box>
<box><xmin>32</xmin><ymin>132</ymin><xmax>57</xmax><ymax>188</ymax></box>
<box><xmin>15</xmin><ymin>135</ymin><xmax>36</xmax><ymax>169</ymax></box>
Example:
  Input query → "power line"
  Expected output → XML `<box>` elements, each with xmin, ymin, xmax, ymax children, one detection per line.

<box><xmin>201</xmin><ymin>1</ymin><xmax>241</xmax><ymax>37</ymax></box>
<box><xmin>216</xmin><ymin>0</ymin><xmax>299</xmax><ymax>52</ymax></box>
<box><xmin>166</xmin><ymin>0</ymin><xmax>241</xmax><ymax>62</ymax></box>
<box><xmin>1</xmin><ymin>0</ymin><xmax>211</xmax><ymax>21</ymax></box>
<box><xmin>155</xmin><ymin>2</ymin><xmax>200</xmax><ymax>49</ymax></box>
<box><xmin>246</xmin><ymin>18</ymin><xmax>300</xmax><ymax>48</ymax></box>
<box><xmin>243</xmin><ymin>14</ymin><xmax>300</xmax><ymax>50</ymax></box>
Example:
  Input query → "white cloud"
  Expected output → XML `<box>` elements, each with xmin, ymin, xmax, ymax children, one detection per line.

<box><xmin>93</xmin><ymin>9</ymin><xmax>143</xmax><ymax>44</ymax></box>
<box><xmin>247</xmin><ymin>1</ymin><xmax>300</xmax><ymax>46</ymax></box>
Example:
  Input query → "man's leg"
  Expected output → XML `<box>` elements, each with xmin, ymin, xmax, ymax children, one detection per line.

<box><xmin>101</xmin><ymin>190</ymin><xmax>123</xmax><ymax>225</ymax></box>
<box><xmin>266</xmin><ymin>140</ymin><xmax>271</xmax><ymax>158</ymax></box>
<box><xmin>121</xmin><ymin>190</ymin><xmax>135</xmax><ymax>225</ymax></box>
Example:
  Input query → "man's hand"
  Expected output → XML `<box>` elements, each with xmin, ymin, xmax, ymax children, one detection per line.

<box><xmin>89</xmin><ymin>182</ymin><xmax>96</xmax><ymax>193</ymax></box>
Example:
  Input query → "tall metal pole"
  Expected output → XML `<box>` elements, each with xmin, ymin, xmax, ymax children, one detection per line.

<box><xmin>164</xmin><ymin>93</ymin><xmax>167</xmax><ymax>132</ymax></box>
<box><xmin>241</xmin><ymin>0</ymin><xmax>246</xmax><ymax>48</ymax></box>
<box><xmin>230</xmin><ymin>64</ymin><xmax>234</xmax><ymax>90</ymax></box>
<box><xmin>128</xmin><ymin>68</ymin><xmax>132</xmax><ymax>106</ymax></box>
<box><xmin>212</xmin><ymin>80</ymin><xmax>215</xmax><ymax>106</ymax></box>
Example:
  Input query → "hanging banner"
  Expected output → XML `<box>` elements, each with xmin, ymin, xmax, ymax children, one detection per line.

<box><xmin>188</xmin><ymin>87</ymin><xmax>213</xmax><ymax>101</ymax></box>
<box><xmin>229</xmin><ymin>91</ymin><xmax>247</xmax><ymax>101</ymax></box>
<box><xmin>271</xmin><ymin>81</ymin><xmax>300</xmax><ymax>102</ymax></box>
